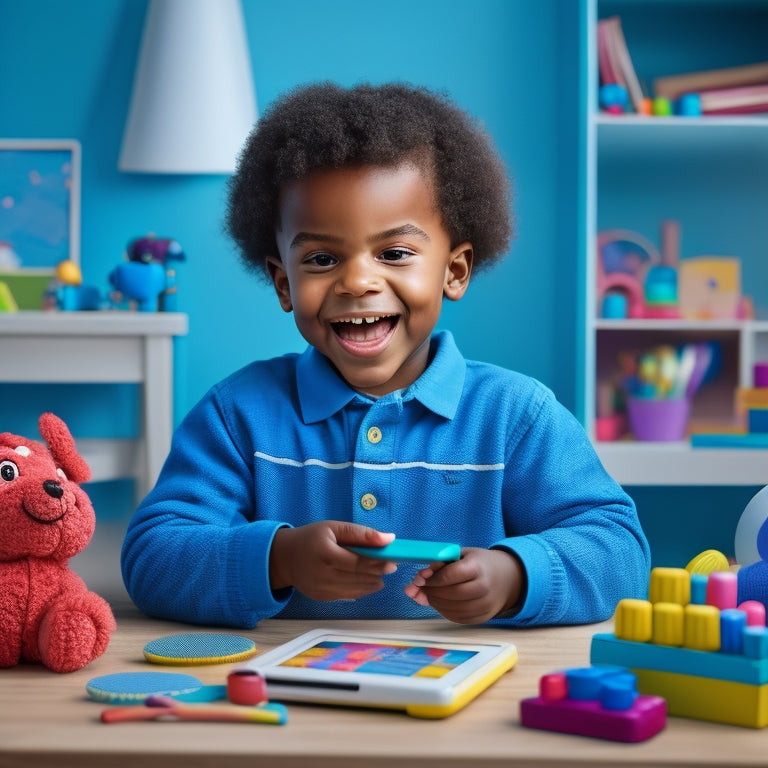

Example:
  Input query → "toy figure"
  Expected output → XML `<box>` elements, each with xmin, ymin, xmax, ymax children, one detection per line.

<box><xmin>110</xmin><ymin>234</ymin><xmax>185</xmax><ymax>312</ymax></box>
<box><xmin>0</xmin><ymin>413</ymin><xmax>116</xmax><ymax>672</ymax></box>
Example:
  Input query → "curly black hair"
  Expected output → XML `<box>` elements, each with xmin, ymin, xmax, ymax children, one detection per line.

<box><xmin>225</xmin><ymin>81</ymin><xmax>514</xmax><ymax>280</ymax></box>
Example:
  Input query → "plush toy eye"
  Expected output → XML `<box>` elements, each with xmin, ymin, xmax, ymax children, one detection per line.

<box><xmin>0</xmin><ymin>460</ymin><xmax>19</xmax><ymax>482</ymax></box>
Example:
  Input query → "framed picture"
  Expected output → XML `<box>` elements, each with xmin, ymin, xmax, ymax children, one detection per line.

<box><xmin>0</xmin><ymin>139</ymin><xmax>81</xmax><ymax>308</ymax></box>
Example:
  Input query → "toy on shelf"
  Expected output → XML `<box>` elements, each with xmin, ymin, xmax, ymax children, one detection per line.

<box><xmin>110</xmin><ymin>234</ymin><xmax>185</xmax><ymax>312</ymax></box>
<box><xmin>520</xmin><ymin>665</ymin><xmax>666</xmax><ymax>742</ymax></box>
<box><xmin>597</xmin><ymin>221</ymin><xmax>755</xmax><ymax>322</ymax></box>
<box><xmin>591</xmin><ymin>565</ymin><xmax>768</xmax><ymax>727</ymax></box>
<box><xmin>0</xmin><ymin>413</ymin><xmax>116</xmax><ymax>672</ymax></box>
<box><xmin>598</xmin><ymin>340</ymin><xmax>717</xmax><ymax>443</ymax></box>
<box><xmin>46</xmin><ymin>259</ymin><xmax>102</xmax><ymax>311</ymax></box>
<box><xmin>691</xmin><ymin>365</ymin><xmax>768</xmax><ymax>449</ymax></box>
<box><xmin>597</xmin><ymin>221</ymin><xmax>682</xmax><ymax>321</ymax></box>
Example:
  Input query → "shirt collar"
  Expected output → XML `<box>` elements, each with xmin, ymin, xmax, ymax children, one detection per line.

<box><xmin>296</xmin><ymin>330</ymin><xmax>466</xmax><ymax>424</ymax></box>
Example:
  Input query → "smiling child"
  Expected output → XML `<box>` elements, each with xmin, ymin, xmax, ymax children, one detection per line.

<box><xmin>121</xmin><ymin>82</ymin><xmax>650</xmax><ymax>628</ymax></box>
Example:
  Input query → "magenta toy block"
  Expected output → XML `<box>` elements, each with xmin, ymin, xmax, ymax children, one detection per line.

<box><xmin>706</xmin><ymin>571</ymin><xmax>738</xmax><ymax>610</ymax></box>
<box><xmin>520</xmin><ymin>665</ymin><xmax>665</xmax><ymax>742</ymax></box>
<box><xmin>740</xmin><ymin>600</ymin><xmax>767</xmax><ymax>627</ymax></box>
<box><xmin>520</xmin><ymin>693</ymin><xmax>666</xmax><ymax>742</ymax></box>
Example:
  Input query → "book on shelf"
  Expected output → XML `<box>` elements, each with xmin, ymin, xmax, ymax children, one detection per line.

<box><xmin>653</xmin><ymin>60</ymin><xmax>768</xmax><ymax>101</ymax></box>
<box><xmin>697</xmin><ymin>82</ymin><xmax>768</xmax><ymax>115</ymax></box>
<box><xmin>597</xmin><ymin>16</ymin><xmax>644</xmax><ymax>112</ymax></box>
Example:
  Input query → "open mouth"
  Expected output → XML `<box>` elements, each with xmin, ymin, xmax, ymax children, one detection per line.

<box><xmin>331</xmin><ymin>315</ymin><xmax>399</xmax><ymax>343</ymax></box>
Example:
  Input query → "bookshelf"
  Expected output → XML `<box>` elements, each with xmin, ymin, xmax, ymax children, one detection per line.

<box><xmin>581</xmin><ymin>0</ymin><xmax>768</xmax><ymax>485</ymax></box>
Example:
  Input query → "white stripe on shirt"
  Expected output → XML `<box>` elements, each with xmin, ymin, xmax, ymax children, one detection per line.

<box><xmin>254</xmin><ymin>451</ymin><xmax>503</xmax><ymax>472</ymax></box>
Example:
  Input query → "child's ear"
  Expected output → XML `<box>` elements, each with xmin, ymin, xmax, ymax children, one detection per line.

<box><xmin>443</xmin><ymin>242</ymin><xmax>473</xmax><ymax>301</ymax></box>
<box><xmin>267</xmin><ymin>256</ymin><xmax>293</xmax><ymax>312</ymax></box>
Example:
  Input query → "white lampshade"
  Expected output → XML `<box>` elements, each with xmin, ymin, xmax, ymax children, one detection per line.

<box><xmin>119</xmin><ymin>0</ymin><xmax>256</xmax><ymax>174</ymax></box>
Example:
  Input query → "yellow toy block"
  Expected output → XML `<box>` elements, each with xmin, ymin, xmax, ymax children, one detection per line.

<box><xmin>633</xmin><ymin>668</ymin><xmax>768</xmax><ymax>728</ymax></box>
<box><xmin>653</xmin><ymin>603</ymin><xmax>684</xmax><ymax>647</ymax></box>
<box><xmin>649</xmin><ymin>567</ymin><xmax>690</xmax><ymax>606</ymax></box>
<box><xmin>684</xmin><ymin>605</ymin><xmax>721</xmax><ymax>651</ymax></box>
<box><xmin>614</xmin><ymin>599</ymin><xmax>652</xmax><ymax>642</ymax></box>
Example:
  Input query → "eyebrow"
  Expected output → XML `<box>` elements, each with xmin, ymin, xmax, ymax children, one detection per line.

<box><xmin>289</xmin><ymin>223</ymin><xmax>431</xmax><ymax>250</ymax></box>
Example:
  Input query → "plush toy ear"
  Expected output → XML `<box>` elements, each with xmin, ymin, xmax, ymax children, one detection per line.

<box><xmin>38</xmin><ymin>412</ymin><xmax>92</xmax><ymax>484</ymax></box>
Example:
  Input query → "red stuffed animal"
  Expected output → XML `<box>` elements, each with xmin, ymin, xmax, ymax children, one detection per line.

<box><xmin>0</xmin><ymin>413</ymin><xmax>116</xmax><ymax>672</ymax></box>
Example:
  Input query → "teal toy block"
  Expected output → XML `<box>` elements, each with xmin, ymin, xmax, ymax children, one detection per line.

<box><xmin>591</xmin><ymin>633</ymin><xmax>768</xmax><ymax>685</ymax></box>
<box><xmin>691</xmin><ymin>433</ymin><xmax>768</xmax><ymax>448</ymax></box>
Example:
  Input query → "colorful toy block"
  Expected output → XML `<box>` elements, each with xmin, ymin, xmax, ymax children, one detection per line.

<box><xmin>591</xmin><ymin>566</ymin><xmax>768</xmax><ymax>727</ymax></box>
<box><xmin>520</xmin><ymin>665</ymin><xmax>666</xmax><ymax>742</ymax></box>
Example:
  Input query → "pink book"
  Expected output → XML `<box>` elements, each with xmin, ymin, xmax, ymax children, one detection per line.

<box><xmin>698</xmin><ymin>82</ymin><xmax>768</xmax><ymax>114</ymax></box>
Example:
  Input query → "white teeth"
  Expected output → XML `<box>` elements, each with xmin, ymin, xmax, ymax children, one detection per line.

<box><xmin>340</xmin><ymin>316</ymin><xmax>381</xmax><ymax>325</ymax></box>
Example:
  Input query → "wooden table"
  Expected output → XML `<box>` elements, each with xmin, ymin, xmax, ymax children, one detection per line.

<box><xmin>2</xmin><ymin>609</ymin><xmax>767</xmax><ymax>768</ymax></box>
<box><xmin>0</xmin><ymin>310</ymin><xmax>188</xmax><ymax>500</ymax></box>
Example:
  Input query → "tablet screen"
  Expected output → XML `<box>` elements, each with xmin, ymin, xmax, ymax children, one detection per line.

<box><xmin>278</xmin><ymin>639</ymin><xmax>478</xmax><ymax>678</ymax></box>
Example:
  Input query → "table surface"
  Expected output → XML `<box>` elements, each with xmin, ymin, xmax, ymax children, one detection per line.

<box><xmin>2</xmin><ymin>609</ymin><xmax>768</xmax><ymax>768</ymax></box>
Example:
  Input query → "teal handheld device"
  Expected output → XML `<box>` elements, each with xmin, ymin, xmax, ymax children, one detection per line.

<box><xmin>347</xmin><ymin>538</ymin><xmax>461</xmax><ymax>563</ymax></box>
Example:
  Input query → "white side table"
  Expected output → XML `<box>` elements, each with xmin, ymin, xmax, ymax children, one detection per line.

<box><xmin>0</xmin><ymin>310</ymin><xmax>188</xmax><ymax>500</ymax></box>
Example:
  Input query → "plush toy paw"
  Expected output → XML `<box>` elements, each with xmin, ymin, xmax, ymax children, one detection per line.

<box><xmin>37</xmin><ymin>590</ymin><xmax>117</xmax><ymax>673</ymax></box>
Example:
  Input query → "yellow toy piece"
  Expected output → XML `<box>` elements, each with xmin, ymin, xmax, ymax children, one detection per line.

<box><xmin>56</xmin><ymin>259</ymin><xmax>83</xmax><ymax>286</ymax></box>
<box><xmin>649</xmin><ymin>567</ymin><xmax>690</xmax><ymax>605</ymax></box>
<box><xmin>686</xmin><ymin>549</ymin><xmax>730</xmax><ymax>575</ymax></box>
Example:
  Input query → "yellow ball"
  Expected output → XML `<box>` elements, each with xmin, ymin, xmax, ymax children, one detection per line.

<box><xmin>56</xmin><ymin>260</ymin><xmax>82</xmax><ymax>286</ymax></box>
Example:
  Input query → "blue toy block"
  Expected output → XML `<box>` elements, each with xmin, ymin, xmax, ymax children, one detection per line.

<box><xmin>748</xmin><ymin>408</ymin><xmax>768</xmax><ymax>434</ymax></box>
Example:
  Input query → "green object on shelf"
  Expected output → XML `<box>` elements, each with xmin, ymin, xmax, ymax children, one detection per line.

<box><xmin>0</xmin><ymin>281</ymin><xmax>18</xmax><ymax>312</ymax></box>
<box><xmin>0</xmin><ymin>271</ymin><xmax>52</xmax><ymax>310</ymax></box>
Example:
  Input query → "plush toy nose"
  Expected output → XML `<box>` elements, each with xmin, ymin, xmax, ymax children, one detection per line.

<box><xmin>43</xmin><ymin>479</ymin><xmax>64</xmax><ymax>499</ymax></box>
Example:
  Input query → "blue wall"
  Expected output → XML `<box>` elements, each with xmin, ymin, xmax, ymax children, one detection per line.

<box><xmin>0</xmin><ymin>0</ymin><xmax>755</xmax><ymax>597</ymax></box>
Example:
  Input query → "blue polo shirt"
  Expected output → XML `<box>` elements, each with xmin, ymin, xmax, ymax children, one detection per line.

<box><xmin>121</xmin><ymin>331</ymin><xmax>649</xmax><ymax>628</ymax></box>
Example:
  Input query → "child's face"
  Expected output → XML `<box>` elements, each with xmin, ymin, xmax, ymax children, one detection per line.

<box><xmin>270</xmin><ymin>163</ymin><xmax>472</xmax><ymax>397</ymax></box>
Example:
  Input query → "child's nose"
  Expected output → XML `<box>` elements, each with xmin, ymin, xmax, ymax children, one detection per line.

<box><xmin>334</xmin><ymin>256</ymin><xmax>381</xmax><ymax>296</ymax></box>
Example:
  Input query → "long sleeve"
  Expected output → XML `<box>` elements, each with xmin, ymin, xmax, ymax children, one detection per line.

<box><xmin>492</xmin><ymin>386</ymin><xmax>650</xmax><ymax>626</ymax></box>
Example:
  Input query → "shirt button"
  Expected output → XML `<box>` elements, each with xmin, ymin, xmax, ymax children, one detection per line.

<box><xmin>367</xmin><ymin>426</ymin><xmax>383</xmax><ymax>444</ymax></box>
<box><xmin>360</xmin><ymin>493</ymin><xmax>377</xmax><ymax>511</ymax></box>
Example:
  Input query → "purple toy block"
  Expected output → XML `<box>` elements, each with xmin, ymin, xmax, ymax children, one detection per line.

<box><xmin>520</xmin><ymin>693</ymin><xmax>666</xmax><ymax>743</ymax></box>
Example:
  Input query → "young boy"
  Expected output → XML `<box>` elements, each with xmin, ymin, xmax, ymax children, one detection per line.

<box><xmin>121</xmin><ymin>82</ymin><xmax>650</xmax><ymax>628</ymax></box>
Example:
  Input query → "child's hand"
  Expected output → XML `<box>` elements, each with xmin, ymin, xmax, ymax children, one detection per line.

<box><xmin>269</xmin><ymin>521</ymin><xmax>396</xmax><ymax>602</ymax></box>
<box><xmin>404</xmin><ymin>548</ymin><xmax>524</xmax><ymax>624</ymax></box>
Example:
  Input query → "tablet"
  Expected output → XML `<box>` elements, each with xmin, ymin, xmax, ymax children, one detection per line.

<box><xmin>246</xmin><ymin>628</ymin><xmax>517</xmax><ymax>718</ymax></box>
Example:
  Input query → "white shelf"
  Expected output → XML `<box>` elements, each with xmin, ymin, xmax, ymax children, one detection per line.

<box><xmin>596</xmin><ymin>442</ymin><xmax>767</xmax><ymax>486</ymax></box>
<box><xmin>582</xmin><ymin>0</ymin><xmax>768</xmax><ymax>486</ymax></box>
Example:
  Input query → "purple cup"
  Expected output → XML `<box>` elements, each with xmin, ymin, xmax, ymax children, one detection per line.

<box><xmin>627</xmin><ymin>397</ymin><xmax>690</xmax><ymax>442</ymax></box>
